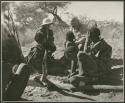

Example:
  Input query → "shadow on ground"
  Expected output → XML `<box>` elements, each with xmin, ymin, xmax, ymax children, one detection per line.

<box><xmin>24</xmin><ymin>58</ymin><xmax>123</xmax><ymax>101</ymax></box>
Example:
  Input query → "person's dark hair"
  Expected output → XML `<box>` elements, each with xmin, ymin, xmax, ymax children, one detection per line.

<box><xmin>66</xmin><ymin>31</ymin><xmax>75</xmax><ymax>42</ymax></box>
<box><xmin>71</xmin><ymin>17</ymin><xmax>81</xmax><ymax>31</ymax></box>
<box><xmin>89</xmin><ymin>27</ymin><xmax>100</xmax><ymax>38</ymax></box>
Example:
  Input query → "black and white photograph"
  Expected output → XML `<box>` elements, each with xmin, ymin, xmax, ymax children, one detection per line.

<box><xmin>1</xmin><ymin>1</ymin><xmax>124</xmax><ymax>102</ymax></box>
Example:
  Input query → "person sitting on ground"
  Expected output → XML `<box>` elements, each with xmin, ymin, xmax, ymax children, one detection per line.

<box><xmin>68</xmin><ymin>27</ymin><xmax>112</xmax><ymax>87</ymax></box>
<box><xmin>63</xmin><ymin>21</ymin><xmax>98</xmax><ymax>78</ymax></box>
<box><xmin>64</xmin><ymin>31</ymin><xmax>79</xmax><ymax>77</ymax></box>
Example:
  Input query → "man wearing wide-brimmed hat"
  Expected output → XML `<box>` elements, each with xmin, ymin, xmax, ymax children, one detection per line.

<box><xmin>26</xmin><ymin>17</ymin><xmax>56</xmax><ymax>85</ymax></box>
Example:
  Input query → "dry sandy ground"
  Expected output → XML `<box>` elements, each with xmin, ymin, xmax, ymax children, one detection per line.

<box><xmin>21</xmin><ymin>46</ymin><xmax>124</xmax><ymax>102</ymax></box>
<box><xmin>21</xmin><ymin>75</ymin><xmax>123</xmax><ymax>102</ymax></box>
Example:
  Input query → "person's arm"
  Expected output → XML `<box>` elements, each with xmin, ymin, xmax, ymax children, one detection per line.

<box><xmin>90</xmin><ymin>41</ymin><xmax>102</xmax><ymax>57</ymax></box>
<box><xmin>75</xmin><ymin>36</ymin><xmax>86</xmax><ymax>45</ymax></box>
<box><xmin>46</xmin><ymin>30</ymin><xmax>56</xmax><ymax>52</ymax></box>
<box><xmin>98</xmin><ymin>46</ymin><xmax>112</xmax><ymax>62</ymax></box>
<box><xmin>34</xmin><ymin>30</ymin><xmax>44</xmax><ymax>44</ymax></box>
<box><xmin>65</xmin><ymin>41</ymin><xmax>75</xmax><ymax>48</ymax></box>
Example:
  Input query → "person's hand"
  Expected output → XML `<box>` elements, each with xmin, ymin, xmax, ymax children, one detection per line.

<box><xmin>75</xmin><ymin>41</ymin><xmax>79</xmax><ymax>45</ymax></box>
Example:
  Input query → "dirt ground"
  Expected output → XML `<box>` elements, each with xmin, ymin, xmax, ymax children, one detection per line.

<box><xmin>21</xmin><ymin>75</ymin><xmax>123</xmax><ymax>102</ymax></box>
<box><xmin>21</xmin><ymin>46</ymin><xmax>124</xmax><ymax>102</ymax></box>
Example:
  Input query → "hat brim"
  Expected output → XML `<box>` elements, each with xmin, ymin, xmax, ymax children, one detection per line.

<box><xmin>41</xmin><ymin>22</ymin><xmax>53</xmax><ymax>26</ymax></box>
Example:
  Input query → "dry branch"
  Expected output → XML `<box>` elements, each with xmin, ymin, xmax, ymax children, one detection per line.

<box><xmin>39</xmin><ymin>3</ymin><xmax>69</xmax><ymax>27</ymax></box>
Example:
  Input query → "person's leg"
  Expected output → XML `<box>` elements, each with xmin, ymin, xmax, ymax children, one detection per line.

<box><xmin>5</xmin><ymin>63</ymin><xmax>30</xmax><ymax>101</ymax></box>
<box><xmin>77</xmin><ymin>52</ymin><xmax>98</xmax><ymax>77</ymax></box>
<box><xmin>69</xmin><ymin>75</ymin><xmax>91</xmax><ymax>87</ymax></box>
<box><xmin>95</xmin><ymin>58</ymin><xmax>111</xmax><ymax>84</ymax></box>
<box><xmin>40</xmin><ymin>49</ymin><xmax>48</xmax><ymax>84</ymax></box>
<box><xmin>78</xmin><ymin>44</ymin><xmax>83</xmax><ymax>51</ymax></box>
<box><xmin>64</xmin><ymin>46</ymin><xmax>78</xmax><ymax>77</ymax></box>
<box><xmin>70</xmin><ymin>60</ymin><xmax>78</xmax><ymax>75</ymax></box>
<box><xmin>68</xmin><ymin>52</ymin><xmax>99</xmax><ymax>87</ymax></box>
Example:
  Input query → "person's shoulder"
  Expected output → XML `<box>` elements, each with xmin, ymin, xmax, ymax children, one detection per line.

<box><xmin>101</xmin><ymin>39</ymin><xmax>112</xmax><ymax>49</ymax></box>
<box><xmin>66</xmin><ymin>41</ymin><xmax>77</xmax><ymax>48</ymax></box>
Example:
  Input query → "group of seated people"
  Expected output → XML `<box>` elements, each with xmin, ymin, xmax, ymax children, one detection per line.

<box><xmin>64</xmin><ymin>25</ymin><xmax>112</xmax><ymax>87</ymax></box>
<box><xmin>2</xmin><ymin>12</ymin><xmax>112</xmax><ymax>100</ymax></box>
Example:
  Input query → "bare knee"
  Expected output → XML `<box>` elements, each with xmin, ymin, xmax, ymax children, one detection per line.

<box><xmin>69</xmin><ymin>76</ymin><xmax>79</xmax><ymax>87</ymax></box>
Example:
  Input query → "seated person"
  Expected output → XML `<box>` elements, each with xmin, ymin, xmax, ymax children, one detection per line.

<box><xmin>70</xmin><ymin>25</ymin><xmax>86</xmax><ymax>51</ymax></box>
<box><xmin>68</xmin><ymin>27</ymin><xmax>112</xmax><ymax>87</ymax></box>
<box><xmin>64</xmin><ymin>31</ymin><xmax>79</xmax><ymax>77</ymax></box>
<box><xmin>72</xmin><ymin>20</ymin><xmax>98</xmax><ymax>51</ymax></box>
